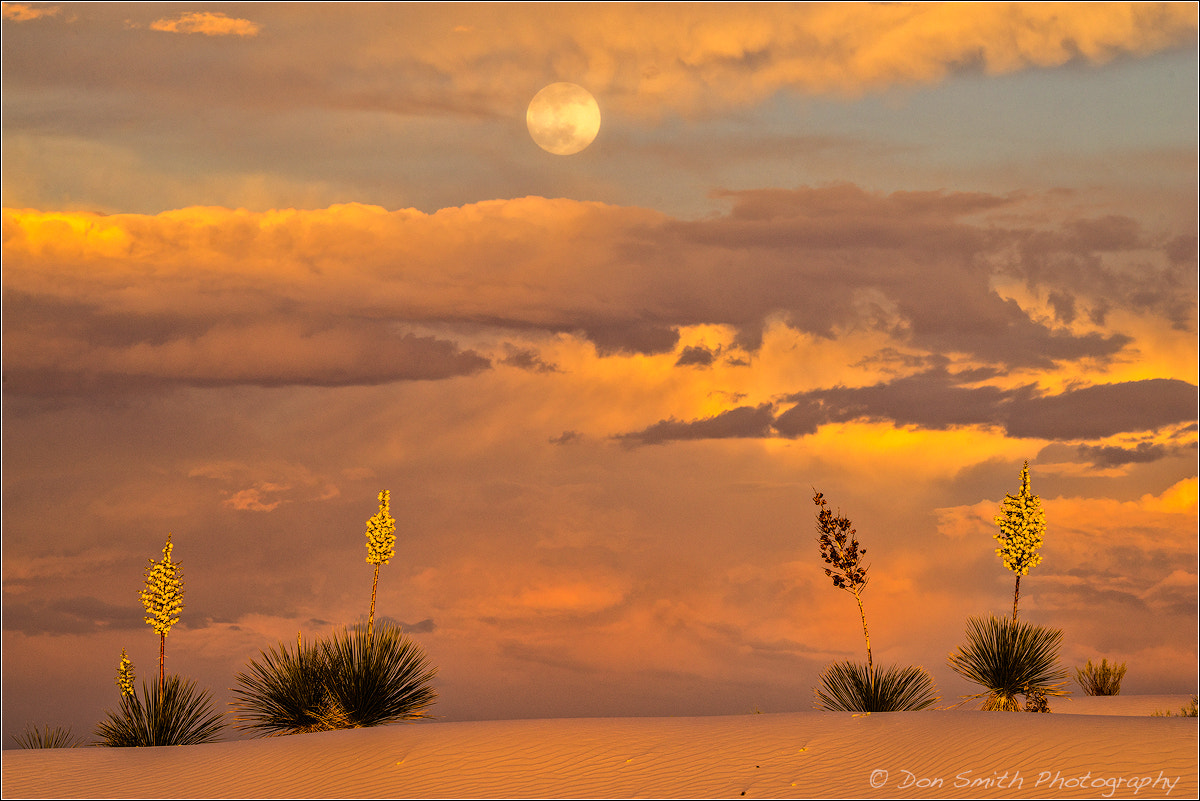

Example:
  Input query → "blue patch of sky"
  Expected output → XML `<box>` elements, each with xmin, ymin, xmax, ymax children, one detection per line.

<box><xmin>769</xmin><ymin>46</ymin><xmax>1198</xmax><ymax>177</ymax></box>
<box><xmin>584</xmin><ymin>47</ymin><xmax>1198</xmax><ymax>220</ymax></box>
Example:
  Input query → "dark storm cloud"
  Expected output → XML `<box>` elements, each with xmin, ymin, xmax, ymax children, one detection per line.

<box><xmin>1077</xmin><ymin>442</ymin><xmax>1170</xmax><ymax>467</ymax></box>
<box><xmin>2</xmin><ymin>595</ymin><xmax>142</xmax><ymax>636</ymax></box>
<box><xmin>618</xmin><ymin>372</ymin><xmax>1199</xmax><ymax>445</ymax></box>
<box><xmin>0</xmin><ymin>296</ymin><xmax>491</xmax><ymax>395</ymax></box>
<box><xmin>661</xmin><ymin>186</ymin><xmax>1143</xmax><ymax>366</ymax></box>
<box><xmin>1007</xmin><ymin>214</ymin><xmax>1199</xmax><ymax>330</ymax></box>
<box><xmin>401</xmin><ymin>618</ymin><xmax>437</xmax><ymax>634</ymax></box>
<box><xmin>1165</xmin><ymin>234</ymin><xmax>1198</xmax><ymax>266</ymax></box>
<box><xmin>1005</xmin><ymin>379</ymin><xmax>1200</xmax><ymax>440</ymax></box>
<box><xmin>579</xmin><ymin>321</ymin><xmax>681</xmax><ymax>357</ymax></box>
<box><xmin>616</xmin><ymin>404</ymin><xmax>776</xmax><ymax>446</ymax></box>
<box><xmin>675</xmin><ymin>345</ymin><xmax>716</xmax><ymax>367</ymax></box>
<box><xmin>899</xmin><ymin>286</ymin><xmax>1131</xmax><ymax>369</ymax></box>
<box><xmin>1047</xmin><ymin>291</ymin><xmax>1078</xmax><ymax>325</ymax></box>
<box><xmin>760</xmin><ymin>369</ymin><xmax>1018</xmax><ymax>440</ymax></box>
<box><xmin>501</xmin><ymin>346</ymin><xmax>559</xmax><ymax>373</ymax></box>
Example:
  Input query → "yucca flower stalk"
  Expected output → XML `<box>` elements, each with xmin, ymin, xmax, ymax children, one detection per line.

<box><xmin>364</xmin><ymin>491</ymin><xmax>396</xmax><ymax>641</ymax></box>
<box><xmin>140</xmin><ymin>533</ymin><xmax>185</xmax><ymax>699</ymax></box>
<box><xmin>814</xmin><ymin>490</ymin><xmax>871</xmax><ymax>669</ymax></box>
<box><xmin>116</xmin><ymin>648</ymin><xmax>136</xmax><ymax>697</ymax></box>
<box><xmin>810</xmin><ymin>490</ymin><xmax>938</xmax><ymax>712</ymax></box>
<box><xmin>993</xmin><ymin>461</ymin><xmax>1045</xmax><ymax>620</ymax></box>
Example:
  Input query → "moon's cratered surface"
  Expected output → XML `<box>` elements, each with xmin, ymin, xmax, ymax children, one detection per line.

<box><xmin>526</xmin><ymin>83</ymin><xmax>601</xmax><ymax>155</ymax></box>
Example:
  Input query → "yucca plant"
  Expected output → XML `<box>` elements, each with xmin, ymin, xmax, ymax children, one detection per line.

<box><xmin>95</xmin><ymin>674</ymin><xmax>225</xmax><ymax>746</ymax></box>
<box><xmin>814</xmin><ymin>661</ymin><xmax>939</xmax><ymax>712</ymax></box>
<box><xmin>231</xmin><ymin>634</ymin><xmax>351</xmax><ymax>736</ymax></box>
<box><xmin>1075</xmin><ymin>658</ymin><xmax>1127</xmax><ymax>696</ymax></box>
<box><xmin>321</xmin><ymin>621</ymin><xmax>438</xmax><ymax>727</ymax></box>
<box><xmin>948</xmin><ymin>614</ymin><xmax>1068</xmax><ymax>711</ymax></box>
<box><xmin>232</xmin><ymin>620</ymin><xmax>437</xmax><ymax>735</ymax></box>
<box><xmin>12</xmin><ymin>724</ymin><xmax>84</xmax><ymax>748</ymax></box>
<box><xmin>811</xmin><ymin>490</ymin><xmax>939</xmax><ymax>711</ymax></box>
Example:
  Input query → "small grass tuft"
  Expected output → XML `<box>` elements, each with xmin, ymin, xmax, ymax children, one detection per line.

<box><xmin>1151</xmin><ymin>695</ymin><xmax>1199</xmax><ymax>717</ymax></box>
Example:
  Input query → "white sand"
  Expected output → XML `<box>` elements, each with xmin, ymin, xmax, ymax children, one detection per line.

<box><xmin>3</xmin><ymin>696</ymin><xmax>1196</xmax><ymax>799</ymax></box>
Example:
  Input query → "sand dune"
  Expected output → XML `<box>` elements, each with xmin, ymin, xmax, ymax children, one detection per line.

<box><xmin>3</xmin><ymin>696</ymin><xmax>1196</xmax><ymax>799</ymax></box>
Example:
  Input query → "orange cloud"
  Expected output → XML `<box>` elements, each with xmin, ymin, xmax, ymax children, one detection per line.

<box><xmin>3</xmin><ymin>193</ymin><xmax>1194</xmax><ymax>451</ymax></box>
<box><xmin>150</xmin><ymin>11</ymin><xmax>260</xmax><ymax>37</ymax></box>
<box><xmin>223</xmin><ymin>485</ymin><xmax>287</xmax><ymax>513</ymax></box>
<box><xmin>385</xmin><ymin>2</ymin><xmax>1198</xmax><ymax>116</ymax></box>
<box><xmin>1</xmin><ymin>2</ymin><xmax>57</xmax><ymax>22</ymax></box>
<box><xmin>19</xmin><ymin>3</ymin><xmax>1183</xmax><ymax>125</ymax></box>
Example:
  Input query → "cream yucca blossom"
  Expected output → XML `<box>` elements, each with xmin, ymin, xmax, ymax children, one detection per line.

<box><xmin>365</xmin><ymin>491</ymin><xmax>397</xmax><ymax>640</ymax></box>
<box><xmin>141</xmin><ymin>533</ymin><xmax>184</xmax><ymax>695</ymax></box>
<box><xmin>993</xmin><ymin>461</ymin><xmax>1046</xmax><ymax>620</ymax></box>
<box><xmin>141</xmin><ymin>534</ymin><xmax>184</xmax><ymax>636</ymax></box>
<box><xmin>365</xmin><ymin>490</ymin><xmax>396</xmax><ymax>566</ymax></box>
<box><xmin>116</xmin><ymin>648</ymin><xmax>136</xmax><ymax>697</ymax></box>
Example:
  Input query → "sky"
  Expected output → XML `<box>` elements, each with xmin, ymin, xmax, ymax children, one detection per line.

<box><xmin>2</xmin><ymin>2</ymin><xmax>1197</xmax><ymax>745</ymax></box>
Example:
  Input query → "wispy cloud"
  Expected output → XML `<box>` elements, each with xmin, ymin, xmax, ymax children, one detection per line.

<box><xmin>3</xmin><ymin>3</ymin><xmax>1193</xmax><ymax>126</ymax></box>
<box><xmin>618</xmin><ymin>372</ymin><xmax>1198</xmax><ymax>446</ymax></box>
<box><xmin>149</xmin><ymin>11</ymin><xmax>260</xmax><ymax>38</ymax></box>
<box><xmin>223</xmin><ymin>484</ymin><xmax>289</xmax><ymax>513</ymax></box>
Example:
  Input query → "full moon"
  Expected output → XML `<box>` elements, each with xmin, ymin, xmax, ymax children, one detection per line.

<box><xmin>526</xmin><ymin>82</ymin><xmax>601</xmax><ymax>155</ymax></box>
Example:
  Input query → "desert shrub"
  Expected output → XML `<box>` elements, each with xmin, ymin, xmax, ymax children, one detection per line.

<box><xmin>1023</xmin><ymin>686</ymin><xmax>1051</xmax><ymax>712</ymax></box>
<box><xmin>12</xmin><ymin>724</ymin><xmax>84</xmax><ymax>748</ymax></box>
<box><xmin>1074</xmin><ymin>658</ymin><xmax>1127</xmax><ymax>696</ymax></box>
<box><xmin>947</xmin><ymin>615</ymin><xmax>1068</xmax><ymax>711</ymax></box>
<box><xmin>814</xmin><ymin>661</ymin><xmax>939</xmax><ymax>712</ymax></box>
<box><xmin>231</xmin><ymin>635</ymin><xmax>349</xmax><ymax>736</ymax></box>
<box><xmin>1151</xmin><ymin>695</ymin><xmax>1199</xmax><ymax>717</ymax></box>
<box><xmin>95</xmin><ymin>674</ymin><xmax>225</xmax><ymax>746</ymax></box>
<box><xmin>233</xmin><ymin>620</ymin><xmax>437</xmax><ymax>735</ymax></box>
